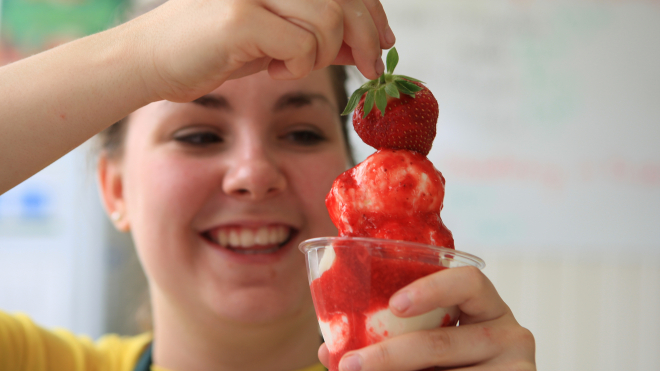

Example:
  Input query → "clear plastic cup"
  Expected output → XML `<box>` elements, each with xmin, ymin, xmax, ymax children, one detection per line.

<box><xmin>299</xmin><ymin>236</ymin><xmax>485</xmax><ymax>371</ymax></box>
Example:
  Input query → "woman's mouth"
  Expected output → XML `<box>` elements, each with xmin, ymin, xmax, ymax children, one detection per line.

<box><xmin>203</xmin><ymin>225</ymin><xmax>297</xmax><ymax>254</ymax></box>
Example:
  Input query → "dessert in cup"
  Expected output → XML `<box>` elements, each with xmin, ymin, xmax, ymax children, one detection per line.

<box><xmin>300</xmin><ymin>237</ymin><xmax>484</xmax><ymax>371</ymax></box>
<box><xmin>299</xmin><ymin>48</ymin><xmax>486</xmax><ymax>371</ymax></box>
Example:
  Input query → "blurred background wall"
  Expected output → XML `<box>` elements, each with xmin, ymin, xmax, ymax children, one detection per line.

<box><xmin>1</xmin><ymin>0</ymin><xmax>658</xmax><ymax>370</ymax></box>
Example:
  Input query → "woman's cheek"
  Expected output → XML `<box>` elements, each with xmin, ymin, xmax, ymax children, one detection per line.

<box><xmin>149</xmin><ymin>154</ymin><xmax>217</xmax><ymax>212</ymax></box>
<box><xmin>127</xmin><ymin>154</ymin><xmax>217</xmax><ymax>278</ymax></box>
<box><xmin>125</xmin><ymin>153</ymin><xmax>213</xmax><ymax>248</ymax></box>
<box><xmin>295</xmin><ymin>151</ymin><xmax>345</xmax><ymax>234</ymax></box>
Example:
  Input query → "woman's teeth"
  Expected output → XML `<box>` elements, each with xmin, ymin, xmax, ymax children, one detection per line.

<box><xmin>216</xmin><ymin>226</ymin><xmax>290</xmax><ymax>249</ymax></box>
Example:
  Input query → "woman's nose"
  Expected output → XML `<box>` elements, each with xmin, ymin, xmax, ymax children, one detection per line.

<box><xmin>222</xmin><ymin>149</ymin><xmax>287</xmax><ymax>201</ymax></box>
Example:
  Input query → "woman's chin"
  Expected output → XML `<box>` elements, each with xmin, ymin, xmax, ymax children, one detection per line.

<box><xmin>206</xmin><ymin>287</ymin><xmax>315</xmax><ymax>325</ymax></box>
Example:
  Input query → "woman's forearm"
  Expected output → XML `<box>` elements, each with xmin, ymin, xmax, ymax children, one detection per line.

<box><xmin>0</xmin><ymin>23</ymin><xmax>152</xmax><ymax>194</ymax></box>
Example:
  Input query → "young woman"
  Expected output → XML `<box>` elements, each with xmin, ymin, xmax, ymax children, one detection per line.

<box><xmin>0</xmin><ymin>0</ymin><xmax>536</xmax><ymax>370</ymax></box>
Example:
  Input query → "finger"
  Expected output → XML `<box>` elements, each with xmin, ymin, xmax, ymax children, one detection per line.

<box><xmin>226</xmin><ymin>57</ymin><xmax>272</xmax><ymax>80</ymax></box>
<box><xmin>440</xmin><ymin>358</ymin><xmax>538</xmax><ymax>371</ymax></box>
<box><xmin>318</xmin><ymin>343</ymin><xmax>330</xmax><ymax>368</ymax></box>
<box><xmin>337</xmin><ymin>0</ymin><xmax>383</xmax><ymax>79</ymax></box>
<box><xmin>268</xmin><ymin>59</ymin><xmax>313</xmax><ymax>80</ymax></box>
<box><xmin>441</xmin><ymin>362</ymin><xmax>537</xmax><ymax>371</ymax></box>
<box><xmin>263</xmin><ymin>0</ymin><xmax>344</xmax><ymax>71</ymax></box>
<box><xmin>389</xmin><ymin>266</ymin><xmax>510</xmax><ymax>325</ymax></box>
<box><xmin>339</xmin><ymin>323</ymin><xmax>512</xmax><ymax>371</ymax></box>
<box><xmin>361</xmin><ymin>0</ymin><xmax>396</xmax><ymax>48</ymax></box>
<box><xmin>332</xmin><ymin>42</ymin><xmax>356</xmax><ymax>65</ymax></box>
<box><xmin>244</xmin><ymin>8</ymin><xmax>317</xmax><ymax>79</ymax></box>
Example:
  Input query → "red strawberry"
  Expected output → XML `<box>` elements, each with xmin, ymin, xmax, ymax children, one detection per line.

<box><xmin>342</xmin><ymin>48</ymin><xmax>439</xmax><ymax>156</ymax></box>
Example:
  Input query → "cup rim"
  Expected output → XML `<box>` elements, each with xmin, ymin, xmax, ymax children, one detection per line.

<box><xmin>299</xmin><ymin>236</ymin><xmax>485</xmax><ymax>269</ymax></box>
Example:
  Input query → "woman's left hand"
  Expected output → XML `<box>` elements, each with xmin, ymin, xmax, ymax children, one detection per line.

<box><xmin>318</xmin><ymin>266</ymin><xmax>536</xmax><ymax>371</ymax></box>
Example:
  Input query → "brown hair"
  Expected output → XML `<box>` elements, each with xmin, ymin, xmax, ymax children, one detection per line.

<box><xmin>96</xmin><ymin>66</ymin><xmax>355</xmax><ymax>165</ymax></box>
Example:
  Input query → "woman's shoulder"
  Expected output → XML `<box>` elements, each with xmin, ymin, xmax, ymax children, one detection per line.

<box><xmin>94</xmin><ymin>331</ymin><xmax>153</xmax><ymax>360</ymax></box>
<box><xmin>0</xmin><ymin>310</ymin><xmax>151</xmax><ymax>371</ymax></box>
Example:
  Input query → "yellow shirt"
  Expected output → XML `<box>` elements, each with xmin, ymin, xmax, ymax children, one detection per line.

<box><xmin>0</xmin><ymin>311</ymin><xmax>325</xmax><ymax>371</ymax></box>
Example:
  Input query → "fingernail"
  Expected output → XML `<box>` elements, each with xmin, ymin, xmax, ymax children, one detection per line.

<box><xmin>390</xmin><ymin>291</ymin><xmax>411</xmax><ymax>312</ymax></box>
<box><xmin>340</xmin><ymin>354</ymin><xmax>363</xmax><ymax>371</ymax></box>
<box><xmin>375</xmin><ymin>58</ymin><xmax>385</xmax><ymax>76</ymax></box>
<box><xmin>385</xmin><ymin>25</ymin><xmax>396</xmax><ymax>45</ymax></box>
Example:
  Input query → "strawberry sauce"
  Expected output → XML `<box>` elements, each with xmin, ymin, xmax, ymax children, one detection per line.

<box><xmin>310</xmin><ymin>244</ymin><xmax>453</xmax><ymax>371</ymax></box>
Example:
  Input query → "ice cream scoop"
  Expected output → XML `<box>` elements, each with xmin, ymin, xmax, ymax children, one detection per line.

<box><xmin>326</xmin><ymin>148</ymin><xmax>454</xmax><ymax>249</ymax></box>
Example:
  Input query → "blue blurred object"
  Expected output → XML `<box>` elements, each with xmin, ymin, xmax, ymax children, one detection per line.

<box><xmin>20</xmin><ymin>188</ymin><xmax>48</xmax><ymax>219</ymax></box>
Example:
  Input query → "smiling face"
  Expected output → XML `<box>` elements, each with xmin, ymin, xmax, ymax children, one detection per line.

<box><xmin>100</xmin><ymin>70</ymin><xmax>350</xmax><ymax>326</ymax></box>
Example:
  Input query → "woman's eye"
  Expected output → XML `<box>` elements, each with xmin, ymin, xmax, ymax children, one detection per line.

<box><xmin>174</xmin><ymin>132</ymin><xmax>222</xmax><ymax>146</ymax></box>
<box><xmin>284</xmin><ymin>130</ymin><xmax>325</xmax><ymax>146</ymax></box>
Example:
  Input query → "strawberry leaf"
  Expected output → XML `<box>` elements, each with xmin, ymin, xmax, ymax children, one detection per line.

<box><xmin>375</xmin><ymin>88</ymin><xmax>387</xmax><ymax>116</ymax></box>
<box><xmin>386</xmin><ymin>47</ymin><xmax>399</xmax><ymax>74</ymax></box>
<box><xmin>394</xmin><ymin>80</ymin><xmax>418</xmax><ymax>97</ymax></box>
<box><xmin>363</xmin><ymin>89</ymin><xmax>376</xmax><ymax>118</ymax></box>
<box><xmin>342</xmin><ymin>87</ymin><xmax>369</xmax><ymax>116</ymax></box>
<box><xmin>361</xmin><ymin>80</ymin><xmax>378</xmax><ymax>89</ymax></box>
<box><xmin>397</xmin><ymin>80</ymin><xmax>423</xmax><ymax>94</ymax></box>
<box><xmin>384</xmin><ymin>83</ymin><xmax>400</xmax><ymax>99</ymax></box>
<box><xmin>396</xmin><ymin>75</ymin><xmax>425</xmax><ymax>83</ymax></box>
<box><xmin>341</xmin><ymin>48</ymin><xmax>427</xmax><ymax>117</ymax></box>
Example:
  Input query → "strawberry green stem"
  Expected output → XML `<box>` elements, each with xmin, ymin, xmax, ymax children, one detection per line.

<box><xmin>342</xmin><ymin>47</ymin><xmax>426</xmax><ymax>118</ymax></box>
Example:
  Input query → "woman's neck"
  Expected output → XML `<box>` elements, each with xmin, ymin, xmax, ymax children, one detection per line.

<box><xmin>150</xmin><ymin>290</ymin><xmax>321</xmax><ymax>371</ymax></box>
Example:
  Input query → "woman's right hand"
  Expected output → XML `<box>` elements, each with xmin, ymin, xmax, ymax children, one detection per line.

<box><xmin>130</xmin><ymin>0</ymin><xmax>395</xmax><ymax>103</ymax></box>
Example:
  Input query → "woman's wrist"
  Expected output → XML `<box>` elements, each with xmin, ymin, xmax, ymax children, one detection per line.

<box><xmin>97</xmin><ymin>19</ymin><xmax>162</xmax><ymax>107</ymax></box>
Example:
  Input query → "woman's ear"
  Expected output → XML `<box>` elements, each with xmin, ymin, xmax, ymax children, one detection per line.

<box><xmin>97</xmin><ymin>154</ymin><xmax>130</xmax><ymax>232</ymax></box>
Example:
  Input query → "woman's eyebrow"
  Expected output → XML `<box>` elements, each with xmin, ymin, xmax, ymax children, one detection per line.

<box><xmin>191</xmin><ymin>94</ymin><xmax>231</xmax><ymax>110</ymax></box>
<box><xmin>273</xmin><ymin>92</ymin><xmax>335</xmax><ymax>111</ymax></box>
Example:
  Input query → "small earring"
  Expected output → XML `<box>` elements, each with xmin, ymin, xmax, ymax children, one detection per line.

<box><xmin>110</xmin><ymin>211</ymin><xmax>122</xmax><ymax>222</ymax></box>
